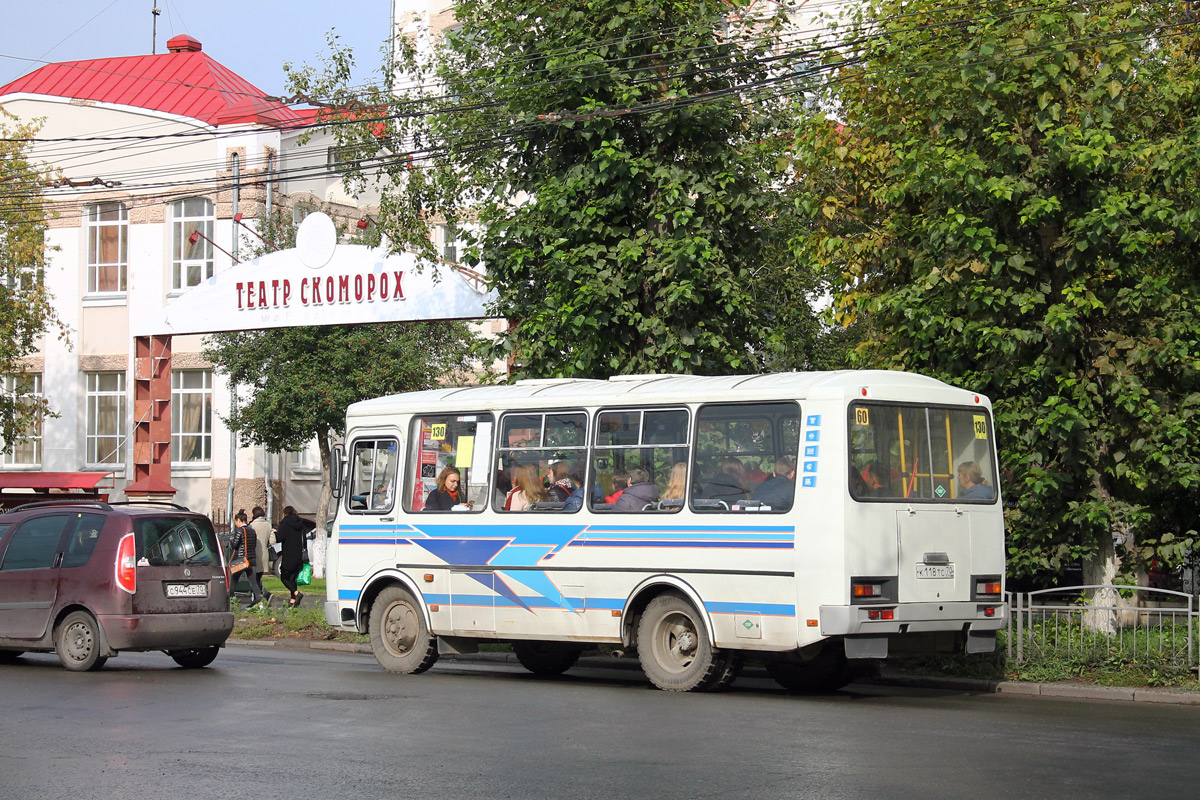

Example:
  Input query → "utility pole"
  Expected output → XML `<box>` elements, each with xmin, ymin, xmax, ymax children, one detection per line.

<box><xmin>151</xmin><ymin>4</ymin><xmax>161</xmax><ymax>54</ymax></box>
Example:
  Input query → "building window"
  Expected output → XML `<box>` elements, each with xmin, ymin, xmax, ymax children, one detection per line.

<box><xmin>3</xmin><ymin>264</ymin><xmax>42</xmax><ymax>293</ymax></box>
<box><xmin>1</xmin><ymin>373</ymin><xmax>43</xmax><ymax>466</ymax></box>
<box><xmin>170</xmin><ymin>197</ymin><xmax>214</xmax><ymax>290</ymax></box>
<box><xmin>86</xmin><ymin>202</ymin><xmax>128</xmax><ymax>293</ymax></box>
<box><xmin>438</xmin><ymin>224</ymin><xmax>458</xmax><ymax>265</ymax></box>
<box><xmin>172</xmin><ymin>370</ymin><xmax>212</xmax><ymax>464</ymax></box>
<box><xmin>86</xmin><ymin>372</ymin><xmax>125</xmax><ymax>465</ymax></box>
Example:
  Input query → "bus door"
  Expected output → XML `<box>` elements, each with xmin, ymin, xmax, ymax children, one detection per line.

<box><xmin>340</xmin><ymin>435</ymin><xmax>401</xmax><ymax>578</ymax></box>
<box><xmin>896</xmin><ymin>509</ymin><xmax>972</xmax><ymax>603</ymax></box>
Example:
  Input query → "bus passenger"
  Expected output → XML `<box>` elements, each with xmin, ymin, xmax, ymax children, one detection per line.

<box><xmin>699</xmin><ymin>456</ymin><xmax>748</xmax><ymax>506</ymax></box>
<box><xmin>506</xmin><ymin>464</ymin><xmax>546</xmax><ymax>511</ymax></box>
<box><xmin>605</xmin><ymin>470</ymin><xmax>630</xmax><ymax>504</ymax></box>
<box><xmin>614</xmin><ymin>467</ymin><xmax>659</xmax><ymax>511</ymax></box>
<box><xmin>546</xmin><ymin>460</ymin><xmax>574</xmax><ymax>502</ymax></box>
<box><xmin>425</xmin><ymin>466</ymin><xmax>467</xmax><ymax>511</ymax></box>
<box><xmin>956</xmin><ymin>461</ymin><xmax>993</xmax><ymax>500</ymax></box>
<box><xmin>661</xmin><ymin>462</ymin><xmax>689</xmax><ymax>506</ymax></box>
<box><xmin>752</xmin><ymin>456</ymin><xmax>796</xmax><ymax>510</ymax></box>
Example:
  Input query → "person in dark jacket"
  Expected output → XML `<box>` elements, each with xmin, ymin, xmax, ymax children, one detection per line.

<box><xmin>699</xmin><ymin>456</ymin><xmax>748</xmax><ymax>507</ymax></box>
<box><xmin>751</xmin><ymin>456</ymin><xmax>797</xmax><ymax>511</ymax></box>
<box><xmin>614</xmin><ymin>467</ymin><xmax>659</xmax><ymax>511</ymax></box>
<box><xmin>425</xmin><ymin>466</ymin><xmax>469</xmax><ymax>511</ymax></box>
<box><xmin>276</xmin><ymin>506</ymin><xmax>308</xmax><ymax>608</ymax></box>
<box><xmin>231</xmin><ymin>510</ymin><xmax>265</xmax><ymax>607</ymax></box>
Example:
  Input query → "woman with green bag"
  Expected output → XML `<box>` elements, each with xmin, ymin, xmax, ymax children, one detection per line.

<box><xmin>276</xmin><ymin>506</ymin><xmax>308</xmax><ymax>609</ymax></box>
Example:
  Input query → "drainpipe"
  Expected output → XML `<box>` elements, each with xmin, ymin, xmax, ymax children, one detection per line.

<box><xmin>226</xmin><ymin>152</ymin><xmax>240</xmax><ymax>525</ymax></box>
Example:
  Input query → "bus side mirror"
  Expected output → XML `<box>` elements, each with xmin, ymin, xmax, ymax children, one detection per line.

<box><xmin>330</xmin><ymin>445</ymin><xmax>344</xmax><ymax>499</ymax></box>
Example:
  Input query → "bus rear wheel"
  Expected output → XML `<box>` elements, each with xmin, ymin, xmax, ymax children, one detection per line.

<box><xmin>767</xmin><ymin>644</ymin><xmax>853</xmax><ymax>693</ymax></box>
<box><xmin>637</xmin><ymin>592</ymin><xmax>732</xmax><ymax>692</ymax></box>
<box><xmin>512</xmin><ymin>641</ymin><xmax>583</xmax><ymax>676</ymax></box>
<box><xmin>370</xmin><ymin>586</ymin><xmax>439</xmax><ymax>674</ymax></box>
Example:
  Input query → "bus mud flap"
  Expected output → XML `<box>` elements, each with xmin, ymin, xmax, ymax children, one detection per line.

<box><xmin>844</xmin><ymin>636</ymin><xmax>888</xmax><ymax>659</ymax></box>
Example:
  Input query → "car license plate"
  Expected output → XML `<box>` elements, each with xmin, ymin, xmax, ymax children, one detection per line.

<box><xmin>916</xmin><ymin>564</ymin><xmax>954</xmax><ymax>579</ymax></box>
<box><xmin>166</xmin><ymin>582</ymin><xmax>209</xmax><ymax>598</ymax></box>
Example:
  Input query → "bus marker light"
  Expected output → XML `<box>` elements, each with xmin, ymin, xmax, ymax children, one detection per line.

<box><xmin>852</xmin><ymin>583</ymin><xmax>882</xmax><ymax>598</ymax></box>
<box><xmin>984</xmin><ymin>607</ymin><xmax>995</xmax><ymax>617</ymax></box>
<box><xmin>881</xmin><ymin>609</ymin><xmax>894</xmax><ymax>620</ymax></box>
<box><xmin>611</xmin><ymin>610</ymin><xmax>622</xmax><ymax>617</ymax></box>
<box><xmin>806</xmin><ymin>619</ymin><xmax>819</xmax><ymax>627</ymax></box>
<box><xmin>429</xmin><ymin>604</ymin><xmax>440</xmax><ymax>612</ymax></box>
<box><xmin>423</xmin><ymin>573</ymin><xmax>434</xmax><ymax>582</ymax></box>
<box><xmin>868</xmin><ymin>610</ymin><xmax>879</xmax><ymax>620</ymax></box>
<box><xmin>861</xmin><ymin>387</ymin><xmax>868</xmax><ymax>396</ymax></box>
<box><xmin>976</xmin><ymin>581</ymin><xmax>1002</xmax><ymax>596</ymax></box>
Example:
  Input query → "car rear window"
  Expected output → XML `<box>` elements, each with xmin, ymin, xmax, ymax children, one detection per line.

<box><xmin>136</xmin><ymin>516</ymin><xmax>221</xmax><ymax>567</ymax></box>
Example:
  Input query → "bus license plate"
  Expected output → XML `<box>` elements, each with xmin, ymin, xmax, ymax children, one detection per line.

<box><xmin>916</xmin><ymin>564</ymin><xmax>954</xmax><ymax>579</ymax></box>
<box><xmin>166</xmin><ymin>582</ymin><xmax>209</xmax><ymax>598</ymax></box>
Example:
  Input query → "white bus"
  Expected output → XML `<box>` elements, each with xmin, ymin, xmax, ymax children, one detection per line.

<box><xmin>324</xmin><ymin>371</ymin><xmax>1006</xmax><ymax>692</ymax></box>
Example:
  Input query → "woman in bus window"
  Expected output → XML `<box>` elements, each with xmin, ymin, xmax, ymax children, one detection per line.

<box><xmin>425</xmin><ymin>466</ymin><xmax>468</xmax><ymax>511</ymax></box>
<box><xmin>700</xmin><ymin>456</ymin><xmax>748</xmax><ymax>506</ymax></box>
<box><xmin>506</xmin><ymin>463</ymin><xmax>547</xmax><ymax>511</ymax></box>
<box><xmin>956</xmin><ymin>461</ymin><xmax>994</xmax><ymax>500</ymax></box>
<box><xmin>661</xmin><ymin>462</ymin><xmax>689</xmax><ymax>507</ymax></box>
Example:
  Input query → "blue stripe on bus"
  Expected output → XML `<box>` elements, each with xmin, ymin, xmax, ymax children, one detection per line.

<box><xmin>569</xmin><ymin>540</ymin><xmax>792</xmax><ymax>549</ymax></box>
<box><xmin>705</xmin><ymin>601</ymin><xmax>795</xmax><ymax>616</ymax></box>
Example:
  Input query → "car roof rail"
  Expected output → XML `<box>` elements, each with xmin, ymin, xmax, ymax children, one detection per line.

<box><xmin>7</xmin><ymin>499</ymin><xmax>114</xmax><ymax>513</ymax></box>
<box><xmin>107</xmin><ymin>500</ymin><xmax>192</xmax><ymax>511</ymax></box>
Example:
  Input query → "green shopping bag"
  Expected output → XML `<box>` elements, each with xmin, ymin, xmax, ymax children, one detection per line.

<box><xmin>297</xmin><ymin>563</ymin><xmax>312</xmax><ymax>586</ymax></box>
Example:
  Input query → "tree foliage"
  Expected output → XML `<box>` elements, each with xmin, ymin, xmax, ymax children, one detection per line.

<box><xmin>788</xmin><ymin>1</ymin><xmax>1200</xmax><ymax>579</ymax></box>
<box><xmin>0</xmin><ymin>112</ymin><xmax>61</xmax><ymax>453</ymax></box>
<box><xmin>429</xmin><ymin>0</ymin><xmax>808</xmax><ymax>376</ymax></box>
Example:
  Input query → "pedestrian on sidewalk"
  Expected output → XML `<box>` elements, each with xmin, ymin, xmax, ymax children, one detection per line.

<box><xmin>276</xmin><ymin>505</ymin><xmax>307</xmax><ymax>609</ymax></box>
<box><xmin>248</xmin><ymin>505</ymin><xmax>273</xmax><ymax>607</ymax></box>
<box><xmin>231</xmin><ymin>510</ymin><xmax>265</xmax><ymax>607</ymax></box>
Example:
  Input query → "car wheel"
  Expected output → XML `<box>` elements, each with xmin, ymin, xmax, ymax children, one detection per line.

<box><xmin>167</xmin><ymin>646</ymin><xmax>220</xmax><ymax>669</ymax></box>
<box><xmin>511</xmin><ymin>641</ymin><xmax>583</xmax><ymax>676</ymax></box>
<box><xmin>766</xmin><ymin>644</ymin><xmax>853</xmax><ymax>693</ymax></box>
<box><xmin>56</xmin><ymin>611</ymin><xmax>108</xmax><ymax>672</ymax></box>
<box><xmin>369</xmin><ymin>585</ymin><xmax>438</xmax><ymax>674</ymax></box>
<box><xmin>637</xmin><ymin>592</ymin><xmax>731</xmax><ymax>692</ymax></box>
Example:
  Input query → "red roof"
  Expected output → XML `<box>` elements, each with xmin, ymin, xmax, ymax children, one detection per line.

<box><xmin>0</xmin><ymin>472</ymin><xmax>111</xmax><ymax>490</ymax></box>
<box><xmin>0</xmin><ymin>35</ymin><xmax>304</xmax><ymax>128</ymax></box>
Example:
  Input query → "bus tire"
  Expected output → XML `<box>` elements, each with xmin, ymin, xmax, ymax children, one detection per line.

<box><xmin>370</xmin><ymin>586</ymin><xmax>439</xmax><ymax>674</ymax></box>
<box><xmin>637</xmin><ymin>592</ymin><xmax>726</xmax><ymax>692</ymax></box>
<box><xmin>512</xmin><ymin>641</ymin><xmax>583</xmax><ymax>676</ymax></box>
<box><xmin>767</xmin><ymin>644</ymin><xmax>853</xmax><ymax>693</ymax></box>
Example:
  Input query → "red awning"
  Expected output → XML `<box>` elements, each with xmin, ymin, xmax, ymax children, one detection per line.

<box><xmin>0</xmin><ymin>472</ymin><xmax>111</xmax><ymax>490</ymax></box>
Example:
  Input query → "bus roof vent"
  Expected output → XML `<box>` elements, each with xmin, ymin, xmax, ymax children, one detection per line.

<box><xmin>514</xmin><ymin>378</ymin><xmax>577</xmax><ymax>386</ymax></box>
<box><xmin>607</xmin><ymin>374</ymin><xmax>685</xmax><ymax>382</ymax></box>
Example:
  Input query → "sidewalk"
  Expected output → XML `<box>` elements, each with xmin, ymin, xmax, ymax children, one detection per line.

<box><xmin>225</xmin><ymin>638</ymin><xmax>1200</xmax><ymax>706</ymax></box>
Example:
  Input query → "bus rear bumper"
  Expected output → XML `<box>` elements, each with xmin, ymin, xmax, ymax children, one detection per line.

<box><xmin>820</xmin><ymin>601</ymin><xmax>1006</xmax><ymax>635</ymax></box>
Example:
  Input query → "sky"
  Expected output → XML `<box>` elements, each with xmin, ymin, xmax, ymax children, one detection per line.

<box><xmin>0</xmin><ymin>0</ymin><xmax>394</xmax><ymax>94</ymax></box>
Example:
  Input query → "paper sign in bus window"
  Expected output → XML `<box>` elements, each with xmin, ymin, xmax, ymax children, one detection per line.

<box><xmin>973</xmin><ymin>415</ymin><xmax>988</xmax><ymax>440</ymax></box>
<box><xmin>430</xmin><ymin>423</ymin><xmax>447</xmax><ymax>441</ymax></box>
<box><xmin>854</xmin><ymin>407</ymin><xmax>869</xmax><ymax>426</ymax></box>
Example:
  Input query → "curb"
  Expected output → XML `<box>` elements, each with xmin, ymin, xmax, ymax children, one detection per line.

<box><xmin>224</xmin><ymin>639</ymin><xmax>1200</xmax><ymax>705</ymax></box>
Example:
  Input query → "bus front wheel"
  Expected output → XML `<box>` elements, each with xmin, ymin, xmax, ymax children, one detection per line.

<box><xmin>370</xmin><ymin>586</ymin><xmax>439</xmax><ymax>674</ymax></box>
<box><xmin>637</xmin><ymin>592</ymin><xmax>731</xmax><ymax>692</ymax></box>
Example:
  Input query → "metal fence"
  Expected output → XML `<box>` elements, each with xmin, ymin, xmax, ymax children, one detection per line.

<box><xmin>1007</xmin><ymin>585</ymin><xmax>1198</xmax><ymax>670</ymax></box>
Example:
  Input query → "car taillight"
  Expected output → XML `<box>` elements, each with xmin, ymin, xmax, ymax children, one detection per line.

<box><xmin>976</xmin><ymin>580</ymin><xmax>1002</xmax><ymax>596</ymax></box>
<box><xmin>852</xmin><ymin>582</ymin><xmax>883</xmax><ymax>598</ymax></box>
<box><xmin>115</xmin><ymin>533</ymin><xmax>136</xmax><ymax>594</ymax></box>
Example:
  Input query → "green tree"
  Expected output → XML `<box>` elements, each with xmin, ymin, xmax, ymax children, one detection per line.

<box><xmin>204</xmin><ymin>207</ymin><xmax>479</xmax><ymax>575</ymax></box>
<box><xmin>788</xmin><ymin>1</ymin><xmax>1200</xmax><ymax>592</ymax></box>
<box><xmin>0</xmin><ymin>113</ymin><xmax>61</xmax><ymax>452</ymax></box>
<box><xmin>430</xmin><ymin>0</ymin><xmax>802</xmax><ymax>377</ymax></box>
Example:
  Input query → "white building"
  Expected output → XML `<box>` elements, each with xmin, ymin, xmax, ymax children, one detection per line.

<box><xmin>0</xmin><ymin>34</ymin><xmax>380</xmax><ymax>522</ymax></box>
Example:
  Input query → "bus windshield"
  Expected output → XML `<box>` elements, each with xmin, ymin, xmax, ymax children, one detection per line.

<box><xmin>849</xmin><ymin>402</ymin><xmax>996</xmax><ymax>503</ymax></box>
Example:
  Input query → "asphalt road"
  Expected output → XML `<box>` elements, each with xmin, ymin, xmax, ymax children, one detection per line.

<box><xmin>1</xmin><ymin>645</ymin><xmax>1197</xmax><ymax>800</ymax></box>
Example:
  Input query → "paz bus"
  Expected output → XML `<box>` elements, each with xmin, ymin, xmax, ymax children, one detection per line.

<box><xmin>323</xmin><ymin>371</ymin><xmax>1006</xmax><ymax>692</ymax></box>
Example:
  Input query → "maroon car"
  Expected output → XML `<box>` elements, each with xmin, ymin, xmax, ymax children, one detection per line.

<box><xmin>0</xmin><ymin>500</ymin><xmax>234</xmax><ymax>670</ymax></box>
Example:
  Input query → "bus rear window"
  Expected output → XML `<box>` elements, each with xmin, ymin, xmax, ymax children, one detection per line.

<box><xmin>849</xmin><ymin>403</ymin><xmax>996</xmax><ymax>503</ymax></box>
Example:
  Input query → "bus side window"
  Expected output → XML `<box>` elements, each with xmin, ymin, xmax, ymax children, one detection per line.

<box><xmin>691</xmin><ymin>402</ymin><xmax>800</xmax><ymax>513</ymax></box>
<box><xmin>347</xmin><ymin>438</ymin><xmax>399</xmax><ymax>514</ymax></box>
<box><xmin>592</xmin><ymin>408</ymin><xmax>689</xmax><ymax>513</ymax></box>
<box><xmin>404</xmin><ymin>414</ymin><xmax>494</xmax><ymax>512</ymax></box>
